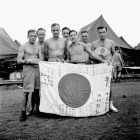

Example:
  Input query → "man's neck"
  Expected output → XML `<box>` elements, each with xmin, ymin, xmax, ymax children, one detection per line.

<box><xmin>83</xmin><ymin>41</ymin><xmax>87</xmax><ymax>44</ymax></box>
<box><xmin>38</xmin><ymin>40</ymin><xmax>44</xmax><ymax>45</ymax></box>
<box><xmin>100</xmin><ymin>38</ymin><xmax>107</xmax><ymax>43</ymax></box>
<box><xmin>72</xmin><ymin>40</ymin><xmax>78</xmax><ymax>45</ymax></box>
<box><xmin>53</xmin><ymin>36</ymin><xmax>59</xmax><ymax>40</ymax></box>
<box><xmin>29</xmin><ymin>41</ymin><xmax>35</xmax><ymax>45</ymax></box>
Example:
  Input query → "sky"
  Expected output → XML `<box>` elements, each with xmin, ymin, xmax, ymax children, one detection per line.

<box><xmin>0</xmin><ymin>0</ymin><xmax>140</xmax><ymax>47</ymax></box>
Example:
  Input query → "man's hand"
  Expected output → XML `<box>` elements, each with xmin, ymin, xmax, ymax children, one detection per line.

<box><xmin>67</xmin><ymin>40</ymin><xmax>72</xmax><ymax>47</ymax></box>
<box><xmin>25</xmin><ymin>59</ymin><xmax>39</xmax><ymax>64</ymax></box>
<box><xmin>104</xmin><ymin>60</ymin><xmax>112</xmax><ymax>65</ymax></box>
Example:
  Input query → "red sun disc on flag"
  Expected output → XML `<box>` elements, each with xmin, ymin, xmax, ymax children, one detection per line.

<box><xmin>100</xmin><ymin>48</ymin><xmax>105</xmax><ymax>54</ymax></box>
<box><xmin>58</xmin><ymin>73</ymin><xmax>91</xmax><ymax>108</ymax></box>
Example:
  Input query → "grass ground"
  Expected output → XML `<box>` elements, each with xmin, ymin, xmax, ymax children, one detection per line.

<box><xmin>0</xmin><ymin>80</ymin><xmax>140</xmax><ymax>140</ymax></box>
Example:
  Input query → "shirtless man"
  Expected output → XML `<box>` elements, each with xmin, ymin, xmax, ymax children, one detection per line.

<box><xmin>113</xmin><ymin>46</ymin><xmax>124</xmax><ymax>83</ymax></box>
<box><xmin>91</xmin><ymin>26</ymin><xmax>118</xmax><ymax>112</ymax></box>
<box><xmin>44</xmin><ymin>23</ymin><xmax>67</xmax><ymax>62</ymax></box>
<box><xmin>62</xmin><ymin>27</ymin><xmax>70</xmax><ymax>39</ymax></box>
<box><xmin>81</xmin><ymin>31</ymin><xmax>94</xmax><ymax>64</ymax></box>
<box><xmin>67</xmin><ymin>30</ymin><xmax>106</xmax><ymax>64</ymax></box>
<box><xmin>17</xmin><ymin>29</ymin><xmax>43</xmax><ymax>121</ymax></box>
<box><xmin>25</xmin><ymin>28</ymin><xmax>46</xmax><ymax>115</ymax></box>
<box><xmin>36</xmin><ymin>28</ymin><xmax>46</xmax><ymax>55</ymax></box>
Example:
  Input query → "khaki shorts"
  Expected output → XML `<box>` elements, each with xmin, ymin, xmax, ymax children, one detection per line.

<box><xmin>115</xmin><ymin>65</ymin><xmax>122</xmax><ymax>72</ymax></box>
<box><xmin>22</xmin><ymin>65</ymin><xmax>40</xmax><ymax>92</ymax></box>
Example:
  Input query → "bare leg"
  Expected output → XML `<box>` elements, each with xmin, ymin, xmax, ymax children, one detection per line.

<box><xmin>109</xmin><ymin>83</ymin><xmax>118</xmax><ymax>112</ymax></box>
<box><xmin>22</xmin><ymin>92</ymin><xmax>29</xmax><ymax>111</ymax></box>
<box><xmin>26</xmin><ymin>92</ymin><xmax>35</xmax><ymax>116</ymax></box>
<box><xmin>117</xmin><ymin>71</ymin><xmax>121</xmax><ymax>82</ymax></box>
<box><xmin>20</xmin><ymin>92</ymin><xmax>29</xmax><ymax>121</ymax></box>
<box><xmin>114</xmin><ymin>68</ymin><xmax>117</xmax><ymax>83</ymax></box>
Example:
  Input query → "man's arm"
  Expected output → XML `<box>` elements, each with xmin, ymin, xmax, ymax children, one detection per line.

<box><xmin>66</xmin><ymin>40</ymin><xmax>73</xmax><ymax>62</ymax></box>
<box><xmin>66</xmin><ymin>48</ymin><xmax>70</xmax><ymax>63</ymax></box>
<box><xmin>64</xmin><ymin>39</ymin><xmax>68</xmax><ymax>61</ymax></box>
<box><xmin>41</xmin><ymin>44</ymin><xmax>45</xmax><ymax>60</ymax></box>
<box><xmin>36</xmin><ymin>46</ymin><xmax>44</xmax><ymax>62</ymax></box>
<box><xmin>17</xmin><ymin>45</ymin><xmax>25</xmax><ymax>64</ymax></box>
<box><xmin>83</xmin><ymin>43</ymin><xmax>105</xmax><ymax>63</ymax></box>
<box><xmin>119</xmin><ymin>53</ymin><xmax>124</xmax><ymax>66</ymax></box>
<box><xmin>110</xmin><ymin>42</ymin><xmax>116</xmax><ymax>62</ymax></box>
<box><xmin>44</xmin><ymin>40</ymin><xmax>49</xmax><ymax>61</ymax></box>
<box><xmin>91</xmin><ymin>42</ymin><xmax>95</xmax><ymax>52</ymax></box>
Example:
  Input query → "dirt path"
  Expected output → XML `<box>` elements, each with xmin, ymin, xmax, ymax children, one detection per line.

<box><xmin>0</xmin><ymin>82</ymin><xmax>140</xmax><ymax>140</ymax></box>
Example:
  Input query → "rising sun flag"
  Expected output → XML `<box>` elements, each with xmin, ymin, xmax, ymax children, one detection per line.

<box><xmin>38</xmin><ymin>61</ymin><xmax>112</xmax><ymax>117</ymax></box>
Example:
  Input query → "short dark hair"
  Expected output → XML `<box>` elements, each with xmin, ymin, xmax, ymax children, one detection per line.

<box><xmin>97</xmin><ymin>26</ymin><xmax>107</xmax><ymax>32</ymax></box>
<box><xmin>115</xmin><ymin>46</ymin><xmax>122</xmax><ymax>52</ymax></box>
<box><xmin>37</xmin><ymin>28</ymin><xmax>46</xmax><ymax>33</ymax></box>
<box><xmin>69</xmin><ymin>30</ymin><xmax>77</xmax><ymax>35</ymax></box>
<box><xmin>27</xmin><ymin>29</ymin><xmax>36</xmax><ymax>36</ymax></box>
<box><xmin>81</xmin><ymin>30</ymin><xmax>88</xmax><ymax>34</ymax></box>
<box><xmin>51</xmin><ymin>23</ymin><xmax>60</xmax><ymax>28</ymax></box>
<box><xmin>62</xmin><ymin>27</ymin><xmax>70</xmax><ymax>32</ymax></box>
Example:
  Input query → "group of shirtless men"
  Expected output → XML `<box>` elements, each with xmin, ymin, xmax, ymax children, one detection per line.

<box><xmin>17</xmin><ymin>23</ymin><xmax>118</xmax><ymax>121</ymax></box>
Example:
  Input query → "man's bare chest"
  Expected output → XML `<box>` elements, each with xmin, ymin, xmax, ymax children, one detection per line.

<box><xmin>95</xmin><ymin>42</ymin><xmax>112</xmax><ymax>50</ymax></box>
<box><xmin>25</xmin><ymin>46</ymin><xmax>39</xmax><ymax>55</ymax></box>
<box><xmin>48</xmin><ymin>41</ymin><xmax>65</xmax><ymax>50</ymax></box>
<box><xmin>68</xmin><ymin>45</ymin><xmax>84</xmax><ymax>55</ymax></box>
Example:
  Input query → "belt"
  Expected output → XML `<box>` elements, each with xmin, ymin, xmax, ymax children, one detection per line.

<box><xmin>23</xmin><ymin>64</ymin><xmax>39</xmax><ymax>68</ymax></box>
<box><xmin>49</xmin><ymin>55</ymin><xmax>64</xmax><ymax>59</ymax></box>
<box><xmin>71</xmin><ymin>62</ymin><xmax>86</xmax><ymax>64</ymax></box>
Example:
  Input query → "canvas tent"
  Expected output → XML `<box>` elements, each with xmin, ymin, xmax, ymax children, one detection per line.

<box><xmin>0</xmin><ymin>28</ymin><xmax>20</xmax><ymax>79</ymax></box>
<box><xmin>0</xmin><ymin>27</ymin><xmax>19</xmax><ymax>63</ymax></box>
<box><xmin>119</xmin><ymin>36</ymin><xmax>133</xmax><ymax>49</ymax></box>
<box><xmin>77</xmin><ymin>15</ymin><xmax>132</xmax><ymax>49</ymax></box>
<box><xmin>134</xmin><ymin>43</ymin><xmax>140</xmax><ymax>50</ymax></box>
<box><xmin>77</xmin><ymin>15</ymin><xmax>140</xmax><ymax>66</ymax></box>
<box><xmin>15</xmin><ymin>39</ymin><xmax>21</xmax><ymax>47</ymax></box>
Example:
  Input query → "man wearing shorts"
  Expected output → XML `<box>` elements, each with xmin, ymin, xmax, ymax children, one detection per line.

<box><xmin>26</xmin><ymin>28</ymin><xmax>46</xmax><ymax>116</ymax></box>
<box><xmin>91</xmin><ymin>26</ymin><xmax>118</xmax><ymax>112</ymax></box>
<box><xmin>17</xmin><ymin>29</ymin><xmax>43</xmax><ymax>121</ymax></box>
<box><xmin>44</xmin><ymin>23</ymin><xmax>67</xmax><ymax>62</ymax></box>
<box><xmin>113</xmin><ymin>46</ymin><xmax>124</xmax><ymax>83</ymax></box>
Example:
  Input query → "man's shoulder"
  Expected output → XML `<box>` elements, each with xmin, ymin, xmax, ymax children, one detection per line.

<box><xmin>78</xmin><ymin>42</ymin><xmax>86</xmax><ymax>47</ymax></box>
<box><xmin>35</xmin><ymin>41</ymin><xmax>39</xmax><ymax>45</ymax></box>
<box><xmin>92</xmin><ymin>39</ymin><xmax>100</xmax><ymax>44</ymax></box>
<box><xmin>35</xmin><ymin>41</ymin><xmax>44</xmax><ymax>46</ymax></box>
<box><xmin>106</xmin><ymin>38</ymin><xmax>115</xmax><ymax>44</ymax></box>
<box><xmin>45</xmin><ymin>38</ymin><xmax>52</xmax><ymax>42</ymax></box>
<box><xmin>87</xmin><ymin>43</ymin><xmax>92</xmax><ymax>46</ymax></box>
<box><xmin>59</xmin><ymin>37</ymin><xmax>67</xmax><ymax>42</ymax></box>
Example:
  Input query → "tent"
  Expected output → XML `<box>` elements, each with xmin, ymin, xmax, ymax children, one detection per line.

<box><xmin>134</xmin><ymin>43</ymin><xmax>140</xmax><ymax>50</ymax></box>
<box><xmin>0</xmin><ymin>28</ymin><xmax>20</xmax><ymax>79</ymax></box>
<box><xmin>77</xmin><ymin>15</ymin><xmax>140</xmax><ymax>66</ymax></box>
<box><xmin>77</xmin><ymin>15</ymin><xmax>132</xmax><ymax>49</ymax></box>
<box><xmin>119</xmin><ymin>36</ymin><xmax>133</xmax><ymax>49</ymax></box>
<box><xmin>0</xmin><ymin>27</ymin><xmax>19</xmax><ymax>63</ymax></box>
<box><xmin>15</xmin><ymin>39</ymin><xmax>21</xmax><ymax>47</ymax></box>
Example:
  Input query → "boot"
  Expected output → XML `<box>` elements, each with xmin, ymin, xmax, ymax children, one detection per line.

<box><xmin>114</xmin><ymin>79</ymin><xmax>117</xmax><ymax>83</ymax></box>
<box><xmin>20</xmin><ymin>110</ymin><xmax>27</xmax><ymax>121</ymax></box>
<box><xmin>109</xmin><ymin>101</ymin><xmax>118</xmax><ymax>112</ymax></box>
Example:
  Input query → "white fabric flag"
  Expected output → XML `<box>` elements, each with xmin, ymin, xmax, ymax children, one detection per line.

<box><xmin>39</xmin><ymin>61</ymin><xmax>112</xmax><ymax>117</ymax></box>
